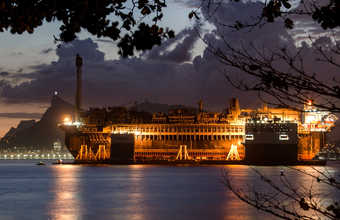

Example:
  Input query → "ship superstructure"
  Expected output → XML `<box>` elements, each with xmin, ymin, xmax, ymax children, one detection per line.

<box><xmin>243</xmin><ymin>117</ymin><xmax>298</xmax><ymax>165</ymax></box>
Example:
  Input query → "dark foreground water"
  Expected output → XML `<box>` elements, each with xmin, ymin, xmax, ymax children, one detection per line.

<box><xmin>0</xmin><ymin>160</ymin><xmax>340</xmax><ymax>220</ymax></box>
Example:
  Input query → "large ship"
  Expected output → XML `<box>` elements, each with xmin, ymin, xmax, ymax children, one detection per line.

<box><xmin>58</xmin><ymin>98</ymin><xmax>337</xmax><ymax>165</ymax></box>
<box><xmin>59</xmin><ymin>98</ymin><xmax>246</xmax><ymax>164</ymax></box>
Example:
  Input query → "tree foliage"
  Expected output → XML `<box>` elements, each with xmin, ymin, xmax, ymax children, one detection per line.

<box><xmin>221</xmin><ymin>166</ymin><xmax>340</xmax><ymax>219</ymax></box>
<box><xmin>0</xmin><ymin>0</ymin><xmax>175</xmax><ymax>57</ymax></box>
<box><xmin>202</xmin><ymin>36</ymin><xmax>340</xmax><ymax>113</ymax></box>
<box><xmin>190</xmin><ymin>0</ymin><xmax>340</xmax><ymax>112</ymax></box>
<box><xmin>190</xmin><ymin>0</ymin><xmax>340</xmax><ymax>31</ymax></box>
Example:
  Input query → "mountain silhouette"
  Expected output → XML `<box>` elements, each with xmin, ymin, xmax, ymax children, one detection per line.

<box><xmin>0</xmin><ymin>95</ymin><xmax>197</xmax><ymax>150</ymax></box>
<box><xmin>0</xmin><ymin>95</ymin><xmax>75</xmax><ymax>150</ymax></box>
<box><xmin>4</xmin><ymin>120</ymin><xmax>36</xmax><ymax>137</ymax></box>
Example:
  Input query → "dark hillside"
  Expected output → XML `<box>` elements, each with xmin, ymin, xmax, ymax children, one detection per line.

<box><xmin>0</xmin><ymin>95</ymin><xmax>74</xmax><ymax>150</ymax></box>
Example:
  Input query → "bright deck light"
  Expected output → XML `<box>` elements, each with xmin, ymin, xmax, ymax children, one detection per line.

<box><xmin>62</xmin><ymin>115</ymin><xmax>72</xmax><ymax>125</ymax></box>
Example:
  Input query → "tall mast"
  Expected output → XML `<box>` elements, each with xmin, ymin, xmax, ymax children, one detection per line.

<box><xmin>75</xmin><ymin>54</ymin><xmax>83</xmax><ymax>123</ymax></box>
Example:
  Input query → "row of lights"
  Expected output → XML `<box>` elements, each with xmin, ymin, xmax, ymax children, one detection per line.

<box><xmin>3</xmin><ymin>154</ymin><xmax>73</xmax><ymax>158</ymax></box>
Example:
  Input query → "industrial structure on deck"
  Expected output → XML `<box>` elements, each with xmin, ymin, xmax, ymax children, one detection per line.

<box><xmin>58</xmin><ymin>55</ymin><xmax>338</xmax><ymax>165</ymax></box>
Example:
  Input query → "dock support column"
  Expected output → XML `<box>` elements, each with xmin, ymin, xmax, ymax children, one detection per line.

<box><xmin>176</xmin><ymin>145</ymin><xmax>190</xmax><ymax>160</ymax></box>
<box><xmin>96</xmin><ymin>145</ymin><xmax>107</xmax><ymax>160</ymax></box>
<box><xmin>76</xmin><ymin>145</ymin><xmax>87</xmax><ymax>160</ymax></box>
<box><xmin>226</xmin><ymin>144</ymin><xmax>240</xmax><ymax>160</ymax></box>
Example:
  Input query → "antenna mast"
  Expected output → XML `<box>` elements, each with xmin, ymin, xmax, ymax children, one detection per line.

<box><xmin>75</xmin><ymin>54</ymin><xmax>83</xmax><ymax>123</ymax></box>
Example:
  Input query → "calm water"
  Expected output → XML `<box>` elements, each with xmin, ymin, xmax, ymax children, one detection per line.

<box><xmin>0</xmin><ymin>160</ymin><xmax>339</xmax><ymax>220</ymax></box>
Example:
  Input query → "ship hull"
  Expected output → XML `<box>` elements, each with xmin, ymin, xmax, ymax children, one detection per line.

<box><xmin>243</xmin><ymin>143</ymin><xmax>298</xmax><ymax>165</ymax></box>
<box><xmin>61</xmin><ymin>113</ymin><xmax>330</xmax><ymax>166</ymax></box>
<box><xmin>62</xmin><ymin>130</ymin><xmax>325</xmax><ymax>165</ymax></box>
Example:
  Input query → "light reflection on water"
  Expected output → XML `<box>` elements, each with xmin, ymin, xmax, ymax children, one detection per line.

<box><xmin>0</xmin><ymin>160</ymin><xmax>339</xmax><ymax>220</ymax></box>
<box><xmin>47</xmin><ymin>165</ymin><xmax>84</xmax><ymax>220</ymax></box>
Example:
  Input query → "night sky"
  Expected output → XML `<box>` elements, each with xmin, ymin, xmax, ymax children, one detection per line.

<box><xmin>0</xmin><ymin>0</ymin><xmax>338</xmax><ymax>137</ymax></box>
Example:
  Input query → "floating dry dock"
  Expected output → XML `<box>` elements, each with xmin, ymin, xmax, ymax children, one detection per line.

<box><xmin>59</xmin><ymin>98</ymin><xmax>335</xmax><ymax>166</ymax></box>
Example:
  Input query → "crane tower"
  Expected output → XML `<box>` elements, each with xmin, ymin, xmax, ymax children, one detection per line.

<box><xmin>75</xmin><ymin>54</ymin><xmax>83</xmax><ymax>123</ymax></box>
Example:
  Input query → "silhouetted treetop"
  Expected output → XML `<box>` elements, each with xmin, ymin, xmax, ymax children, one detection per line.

<box><xmin>0</xmin><ymin>0</ymin><xmax>175</xmax><ymax>57</ymax></box>
<box><xmin>188</xmin><ymin>0</ymin><xmax>340</xmax><ymax>112</ymax></box>
<box><xmin>190</xmin><ymin>0</ymin><xmax>340</xmax><ymax>31</ymax></box>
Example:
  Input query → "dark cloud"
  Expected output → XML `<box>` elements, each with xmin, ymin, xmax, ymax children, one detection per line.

<box><xmin>41</xmin><ymin>48</ymin><xmax>53</xmax><ymax>54</ymax></box>
<box><xmin>0</xmin><ymin>35</ymin><xmax>245</xmax><ymax>111</ymax></box>
<box><xmin>0</xmin><ymin>68</ymin><xmax>42</xmax><ymax>81</ymax></box>
<box><xmin>0</xmin><ymin>79</ymin><xmax>9</xmax><ymax>89</ymax></box>
<box><xmin>189</xmin><ymin>0</ymin><xmax>340</xmax><ymax>107</ymax></box>
<box><xmin>56</xmin><ymin>38</ymin><xmax>105</xmax><ymax>62</ymax></box>
<box><xmin>0</xmin><ymin>1</ymin><xmax>336</xmax><ymax>112</ymax></box>
<box><xmin>13</xmin><ymin>52</ymin><xmax>22</xmax><ymax>55</ymax></box>
<box><xmin>143</xmin><ymin>25</ymin><xmax>201</xmax><ymax>62</ymax></box>
<box><xmin>289</xmin><ymin>0</ymin><xmax>339</xmax><ymax>39</ymax></box>
<box><xmin>0</xmin><ymin>72</ymin><xmax>9</xmax><ymax>76</ymax></box>
<box><xmin>0</xmin><ymin>112</ymin><xmax>42</xmax><ymax>119</ymax></box>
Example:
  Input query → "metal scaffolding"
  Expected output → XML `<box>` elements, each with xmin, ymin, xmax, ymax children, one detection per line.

<box><xmin>96</xmin><ymin>145</ymin><xmax>109</xmax><ymax>160</ymax></box>
<box><xmin>226</xmin><ymin>144</ymin><xmax>240</xmax><ymax>160</ymax></box>
<box><xmin>176</xmin><ymin>145</ymin><xmax>190</xmax><ymax>160</ymax></box>
<box><xmin>76</xmin><ymin>145</ymin><xmax>96</xmax><ymax>160</ymax></box>
<box><xmin>75</xmin><ymin>54</ymin><xmax>83</xmax><ymax>123</ymax></box>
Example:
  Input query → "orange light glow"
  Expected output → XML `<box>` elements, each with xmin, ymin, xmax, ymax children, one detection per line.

<box><xmin>62</xmin><ymin>115</ymin><xmax>72</xmax><ymax>124</ymax></box>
